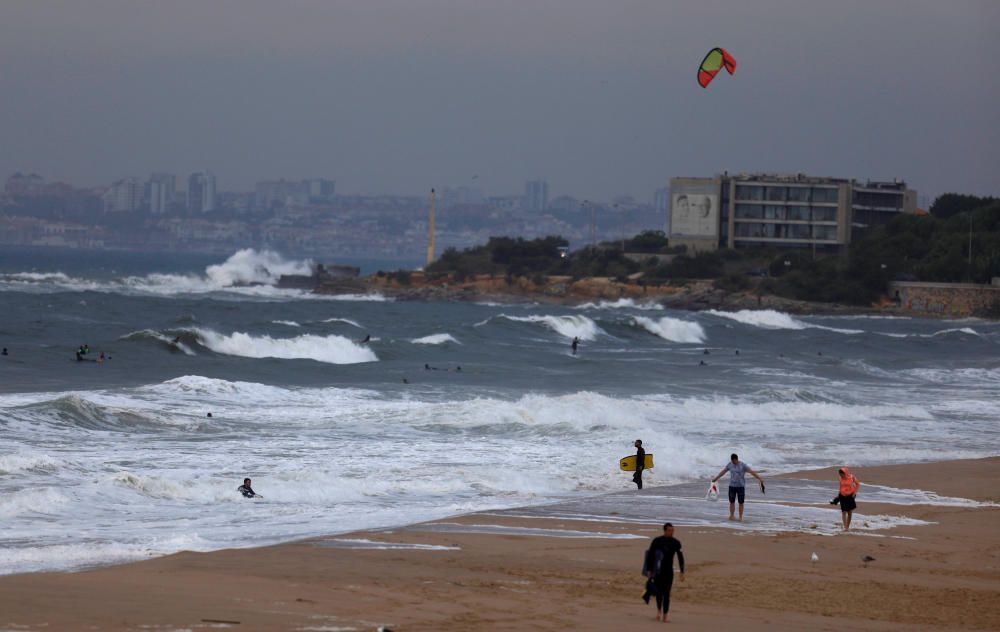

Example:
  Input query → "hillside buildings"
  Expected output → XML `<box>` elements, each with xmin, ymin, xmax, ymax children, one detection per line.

<box><xmin>668</xmin><ymin>173</ymin><xmax>917</xmax><ymax>253</ymax></box>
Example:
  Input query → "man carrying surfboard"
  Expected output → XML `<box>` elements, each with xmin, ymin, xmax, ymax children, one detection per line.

<box><xmin>711</xmin><ymin>453</ymin><xmax>764</xmax><ymax>521</ymax></box>
<box><xmin>633</xmin><ymin>440</ymin><xmax>645</xmax><ymax>490</ymax></box>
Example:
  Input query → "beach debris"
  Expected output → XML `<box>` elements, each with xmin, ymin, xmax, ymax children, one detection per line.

<box><xmin>378</xmin><ymin>627</ymin><xmax>394</xmax><ymax>632</ymax></box>
<box><xmin>202</xmin><ymin>619</ymin><xmax>240</xmax><ymax>625</ymax></box>
<box><xmin>811</xmin><ymin>552</ymin><xmax>819</xmax><ymax>565</ymax></box>
<box><xmin>862</xmin><ymin>555</ymin><xmax>876</xmax><ymax>568</ymax></box>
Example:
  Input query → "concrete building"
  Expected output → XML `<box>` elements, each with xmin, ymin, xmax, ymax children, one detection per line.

<box><xmin>187</xmin><ymin>171</ymin><xmax>216</xmax><ymax>214</ymax></box>
<box><xmin>102</xmin><ymin>178</ymin><xmax>141</xmax><ymax>213</ymax></box>
<box><xmin>524</xmin><ymin>179</ymin><xmax>549</xmax><ymax>212</ymax></box>
<box><xmin>667</xmin><ymin>173</ymin><xmax>917</xmax><ymax>253</ymax></box>
<box><xmin>145</xmin><ymin>173</ymin><xmax>176</xmax><ymax>214</ymax></box>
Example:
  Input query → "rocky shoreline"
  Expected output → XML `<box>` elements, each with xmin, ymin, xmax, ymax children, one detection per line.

<box><xmin>354</xmin><ymin>273</ymin><xmax>909</xmax><ymax>317</ymax></box>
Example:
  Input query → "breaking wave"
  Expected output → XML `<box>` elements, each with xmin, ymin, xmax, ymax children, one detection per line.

<box><xmin>119</xmin><ymin>329</ymin><xmax>197</xmax><ymax>355</ymax></box>
<box><xmin>576</xmin><ymin>298</ymin><xmax>663</xmax><ymax>311</ymax></box>
<box><xmin>411</xmin><ymin>333</ymin><xmax>460</xmax><ymax>345</ymax></box>
<box><xmin>485</xmin><ymin>314</ymin><xmax>604</xmax><ymax>341</ymax></box>
<box><xmin>632</xmin><ymin>316</ymin><xmax>706</xmax><ymax>343</ymax></box>
<box><xmin>191</xmin><ymin>328</ymin><xmax>377</xmax><ymax>364</ymax></box>
<box><xmin>707</xmin><ymin>309</ymin><xmax>863</xmax><ymax>334</ymax></box>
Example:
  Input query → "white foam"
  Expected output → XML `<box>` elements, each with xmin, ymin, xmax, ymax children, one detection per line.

<box><xmin>491</xmin><ymin>314</ymin><xmax>604</xmax><ymax>340</ymax></box>
<box><xmin>322</xmin><ymin>318</ymin><xmax>363</xmax><ymax>328</ymax></box>
<box><xmin>318</xmin><ymin>538</ymin><xmax>460</xmax><ymax>550</ymax></box>
<box><xmin>411</xmin><ymin>333</ymin><xmax>460</xmax><ymax>345</ymax></box>
<box><xmin>192</xmin><ymin>328</ymin><xmax>378</xmax><ymax>364</ymax></box>
<box><xmin>272</xmin><ymin>320</ymin><xmax>302</xmax><ymax>327</ymax></box>
<box><xmin>322</xmin><ymin>293</ymin><xmax>388</xmax><ymax>302</ymax></box>
<box><xmin>708</xmin><ymin>309</ymin><xmax>864</xmax><ymax>334</ymax></box>
<box><xmin>577</xmin><ymin>298</ymin><xmax>663</xmax><ymax>311</ymax></box>
<box><xmin>120</xmin><ymin>329</ymin><xmax>197</xmax><ymax>355</ymax></box>
<box><xmin>0</xmin><ymin>451</ymin><xmax>64</xmax><ymax>475</ymax></box>
<box><xmin>633</xmin><ymin>316</ymin><xmax>706</xmax><ymax>343</ymax></box>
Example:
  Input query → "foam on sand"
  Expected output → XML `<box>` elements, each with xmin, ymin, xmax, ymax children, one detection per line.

<box><xmin>192</xmin><ymin>328</ymin><xmax>377</xmax><ymax>364</ymax></box>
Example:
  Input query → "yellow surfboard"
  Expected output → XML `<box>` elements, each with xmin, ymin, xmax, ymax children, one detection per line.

<box><xmin>619</xmin><ymin>454</ymin><xmax>654</xmax><ymax>471</ymax></box>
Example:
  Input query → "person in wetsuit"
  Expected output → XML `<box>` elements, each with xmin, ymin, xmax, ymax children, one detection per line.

<box><xmin>643</xmin><ymin>522</ymin><xmax>685</xmax><ymax>622</ymax></box>
<box><xmin>633</xmin><ymin>439</ymin><xmax>646</xmax><ymax>490</ymax></box>
<box><xmin>571</xmin><ymin>337</ymin><xmax>579</xmax><ymax>355</ymax></box>
<box><xmin>237</xmin><ymin>477</ymin><xmax>258</xmax><ymax>498</ymax></box>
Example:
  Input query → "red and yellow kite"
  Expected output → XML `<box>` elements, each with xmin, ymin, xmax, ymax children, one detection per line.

<box><xmin>697</xmin><ymin>47</ymin><xmax>737</xmax><ymax>88</ymax></box>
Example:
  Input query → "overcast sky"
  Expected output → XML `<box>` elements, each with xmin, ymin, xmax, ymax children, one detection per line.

<box><xmin>0</xmin><ymin>0</ymin><xmax>996</xmax><ymax>202</ymax></box>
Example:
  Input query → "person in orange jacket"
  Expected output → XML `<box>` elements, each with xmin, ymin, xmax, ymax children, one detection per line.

<box><xmin>831</xmin><ymin>467</ymin><xmax>860</xmax><ymax>531</ymax></box>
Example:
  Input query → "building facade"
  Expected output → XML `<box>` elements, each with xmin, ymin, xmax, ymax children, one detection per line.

<box><xmin>668</xmin><ymin>173</ymin><xmax>916</xmax><ymax>253</ymax></box>
<box><xmin>524</xmin><ymin>180</ymin><xmax>549</xmax><ymax>212</ymax></box>
<box><xmin>102</xmin><ymin>178</ymin><xmax>141</xmax><ymax>213</ymax></box>
<box><xmin>187</xmin><ymin>171</ymin><xmax>217</xmax><ymax>214</ymax></box>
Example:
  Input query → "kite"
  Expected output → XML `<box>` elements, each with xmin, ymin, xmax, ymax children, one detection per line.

<box><xmin>697</xmin><ymin>47</ymin><xmax>737</xmax><ymax>88</ymax></box>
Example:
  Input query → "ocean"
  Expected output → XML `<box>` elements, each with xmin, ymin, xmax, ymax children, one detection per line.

<box><xmin>1</xmin><ymin>248</ymin><xmax>998</xmax><ymax>574</ymax></box>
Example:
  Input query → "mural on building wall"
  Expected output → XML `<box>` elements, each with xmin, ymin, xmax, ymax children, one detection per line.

<box><xmin>670</xmin><ymin>183</ymin><xmax>719</xmax><ymax>238</ymax></box>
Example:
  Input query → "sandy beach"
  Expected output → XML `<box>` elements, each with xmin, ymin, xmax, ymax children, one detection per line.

<box><xmin>1</xmin><ymin>457</ymin><xmax>998</xmax><ymax>631</ymax></box>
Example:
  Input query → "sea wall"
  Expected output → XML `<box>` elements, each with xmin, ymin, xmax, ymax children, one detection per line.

<box><xmin>890</xmin><ymin>281</ymin><xmax>1000</xmax><ymax>317</ymax></box>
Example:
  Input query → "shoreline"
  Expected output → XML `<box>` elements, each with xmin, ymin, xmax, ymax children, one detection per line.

<box><xmin>2</xmin><ymin>457</ymin><xmax>997</xmax><ymax>630</ymax></box>
<box><xmin>359</xmin><ymin>275</ymin><xmax>965</xmax><ymax>320</ymax></box>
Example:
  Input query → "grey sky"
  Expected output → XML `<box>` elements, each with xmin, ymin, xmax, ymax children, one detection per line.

<box><xmin>0</xmin><ymin>0</ymin><xmax>997</xmax><ymax>201</ymax></box>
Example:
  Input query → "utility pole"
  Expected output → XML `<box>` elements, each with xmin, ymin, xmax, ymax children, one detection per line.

<box><xmin>426</xmin><ymin>188</ymin><xmax>436</xmax><ymax>267</ymax></box>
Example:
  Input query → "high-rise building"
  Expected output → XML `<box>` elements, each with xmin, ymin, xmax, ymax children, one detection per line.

<box><xmin>524</xmin><ymin>180</ymin><xmax>549</xmax><ymax>212</ymax></box>
<box><xmin>305</xmin><ymin>178</ymin><xmax>336</xmax><ymax>202</ymax></box>
<box><xmin>667</xmin><ymin>173</ymin><xmax>917</xmax><ymax>254</ymax></box>
<box><xmin>146</xmin><ymin>173</ymin><xmax>176</xmax><ymax>214</ymax></box>
<box><xmin>103</xmin><ymin>178</ymin><xmax>141</xmax><ymax>213</ymax></box>
<box><xmin>187</xmin><ymin>171</ymin><xmax>216</xmax><ymax>214</ymax></box>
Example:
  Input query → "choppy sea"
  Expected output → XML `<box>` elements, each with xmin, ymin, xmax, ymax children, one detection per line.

<box><xmin>1</xmin><ymin>248</ymin><xmax>998</xmax><ymax>574</ymax></box>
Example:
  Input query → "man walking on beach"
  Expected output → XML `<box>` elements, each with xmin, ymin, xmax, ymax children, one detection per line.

<box><xmin>633</xmin><ymin>439</ymin><xmax>645</xmax><ymax>490</ymax></box>
<box><xmin>712</xmin><ymin>453</ymin><xmax>764</xmax><ymax>521</ymax></box>
<box><xmin>643</xmin><ymin>522</ymin><xmax>685</xmax><ymax>622</ymax></box>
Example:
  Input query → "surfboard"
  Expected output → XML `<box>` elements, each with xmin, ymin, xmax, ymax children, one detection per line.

<box><xmin>619</xmin><ymin>454</ymin><xmax>654</xmax><ymax>471</ymax></box>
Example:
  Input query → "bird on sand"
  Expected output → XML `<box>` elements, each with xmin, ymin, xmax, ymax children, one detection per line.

<box><xmin>862</xmin><ymin>555</ymin><xmax>876</xmax><ymax>568</ymax></box>
<box><xmin>811</xmin><ymin>552</ymin><xmax>819</xmax><ymax>565</ymax></box>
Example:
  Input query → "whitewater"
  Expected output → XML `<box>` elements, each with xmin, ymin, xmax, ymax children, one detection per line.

<box><xmin>1</xmin><ymin>249</ymin><xmax>999</xmax><ymax>574</ymax></box>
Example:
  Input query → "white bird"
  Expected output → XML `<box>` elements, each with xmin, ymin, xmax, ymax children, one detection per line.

<box><xmin>811</xmin><ymin>552</ymin><xmax>819</xmax><ymax>565</ymax></box>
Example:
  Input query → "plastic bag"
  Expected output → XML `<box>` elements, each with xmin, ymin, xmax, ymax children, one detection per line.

<box><xmin>706</xmin><ymin>480</ymin><xmax>719</xmax><ymax>501</ymax></box>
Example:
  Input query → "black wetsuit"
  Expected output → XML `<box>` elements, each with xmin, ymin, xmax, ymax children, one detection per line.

<box><xmin>643</xmin><ymin>536</ymin><xmax>684</xmax><ymax>614</ymax></box>
<box><xmin>237</xmin><ymin>484</ymin><xmax>257</xmax><ymax>498</ymax></box>
<box><xmin>633</xmin><ymin>446</ymin><xmax>645</xmax><ymax>490</ymax></box>
<box><xmin>571</xmin><ymin>338</ymin><xmax>579</xmax><ymax>355</ymax></box>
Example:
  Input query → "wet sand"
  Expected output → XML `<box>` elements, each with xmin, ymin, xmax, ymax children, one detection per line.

<box><xmin>1</xmin><ymin>457</ymin><xmax>998</xmax><ymax>631</ymax></box>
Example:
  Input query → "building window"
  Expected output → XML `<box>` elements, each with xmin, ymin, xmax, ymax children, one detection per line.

<box><xmin>789</xmin><ymin>224</ymin><xmax>811</xmax><ymax>239</ymax></box>
<box><xmin>764</xmin><ymin>205</ymin><xmax>785</xmax><ymax>220</ymax></box>
<box><xmin>787</xmin><ymin>205</ymin><xmax>810</xmax><ymax>221</ymax></box>
<box><xmin>735</xmin><ymin>204</ymin><xmax>763</xmax><ymax>219</ymax></box>
<box><xmin>811</xmin><ymin>187</ymin><xmax>838</xmax><ymax>204</ymax></box>
<box><xmin>787</xmin><ymin>187</ymin><xmax>810</xmax><ymax>202</ymax></box>
<box><xmin>735</xmin><ymin>185</ymin><xmax>765</xmax><ymax>201</ymax></box>
<box><xmin>766</xmin><ymin>186</ymin><xmax>786</xmax><ymax>201</ymax></box>
<box><xmin>813</xmin><ymin>225</ymin><xmax>838</xmax><ymax>240</ymax></box>
<box><xmin>811</xmin><ymin>207</ymin><xmax>837</xmax><ymax>222</ymax></box>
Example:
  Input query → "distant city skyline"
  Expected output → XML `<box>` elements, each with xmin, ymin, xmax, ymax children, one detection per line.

<box><xmin>0</xmin><ymin>2</ymin><xmax>997</xmax><ymax>202</ymax></box>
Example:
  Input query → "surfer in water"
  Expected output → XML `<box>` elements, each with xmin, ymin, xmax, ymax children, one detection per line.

<box><xmin>643</xmin><ymin>522</ymin><xmax>685</xmax><ymax>622</ymax></box>
<box><xmin>633</xmin><ymin>439</ymin><xmax>646</xmax><ymax>490</ymax></box>
<box><xmin>711</xmin><ymin>453</ymin><xmax>765</xmax><ymax>522</ymax></box>
<box><xmin>1</xmin><ymin>347</ymin><xmax>7</xmax><ymax>356</ymax></box>
<box><xmin>571</xmin><ymin>337</ymin><xmax>579</xmax><ymax>355</ymax></box>
<box><xmin>237</xmin><ymin>478</ymin><xmax>259</xmax><ymax>498</ymax></box>
<box><xmin>359</xmin><ymin>334</ymin><xmax>371</xmax><ymax>344</ymax></box>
